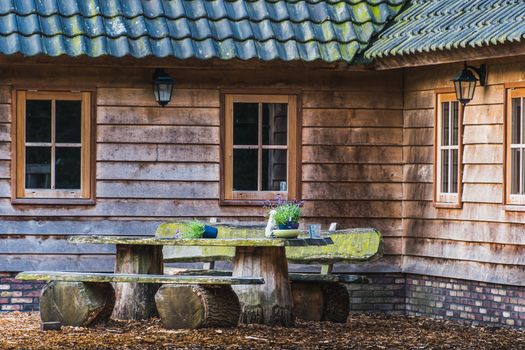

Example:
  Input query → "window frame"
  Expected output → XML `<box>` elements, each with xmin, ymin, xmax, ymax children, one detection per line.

<box><xmin>12</xmin><ymin>90</ymin><xmax>95</xmax><ymax>205</ymax></box>
<box><xmin>433</xmin><ymin>91</ymin><xmax>463</xmax><ymax>209</ymax></box>
<box><xmin>504</xmin><ymin>85</ymin><xmax>525</xmax><ymax>210</ymax></box>
<box><xmin>220</xmin><ymin>92</ymin><xmax>300</xmax><ymax>205</ymax></box>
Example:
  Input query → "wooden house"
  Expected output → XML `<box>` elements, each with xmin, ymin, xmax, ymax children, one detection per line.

<box><xmin>1</xmin><ymin>0</ymin><xmax>525</xmax><ymax>327</ymax></box>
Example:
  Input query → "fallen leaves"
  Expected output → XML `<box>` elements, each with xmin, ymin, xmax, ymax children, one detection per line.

<box><xmin>0</xmin><ymin>312</ymin><xmax>524</xmax><ymax>349</ymax></box>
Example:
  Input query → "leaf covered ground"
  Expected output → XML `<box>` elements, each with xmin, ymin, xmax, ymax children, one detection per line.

<box><xmin>1</xmin><ymin>312</ymin><xmax>525</xmax><ymax>349</ymax></box>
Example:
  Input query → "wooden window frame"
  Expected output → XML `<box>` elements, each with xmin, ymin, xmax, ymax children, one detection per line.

<box><xmin>504</xmin><ymin>84</ymin><xmax>525</xmax><ymax>210</ymax></box>
<box><xmin>12</xmin><ymin>90</ymin><xmax>95</xmax><ymax>205</ymax></box>
<box><xmin>220</xmin><ymin>92</ymin><xmax>301</xmax><ymax>206</ymax></box>
<box><xmin>433</xmin><ymin>91</ymin><xmax>463</xmax><ymax>209</ymax></box>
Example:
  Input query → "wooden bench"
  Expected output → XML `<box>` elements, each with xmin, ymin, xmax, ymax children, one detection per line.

<box><xmin>16</xmin><ymin>271</ymin><xmax>264</xmax><ymax>330</ymax></box>
<box><xmin>157</xmin><ymin>223</ymin><xmax>383</xmax><ymax>323</ymax></box>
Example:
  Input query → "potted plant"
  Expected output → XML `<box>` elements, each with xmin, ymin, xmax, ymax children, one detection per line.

<box><xmin>265</xmin><ymin>197</ymin><xmax>303</xmax><ymax>238</ymax></box>
<box><xmin>180</xmin><ymin>220</ymin><xmax>218</xmax><ymax>239</ymax></box>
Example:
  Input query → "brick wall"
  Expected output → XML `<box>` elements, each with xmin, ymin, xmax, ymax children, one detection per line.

<box><xmin>0</xmin><ymin>272</ymin><xmax>43</xmax><ymax>312</ymax></box>
<box><xmin>405</xmin><ymin>274</ymin><xmax>525</xmax><ymax>327</ymax></box>
<box><xmin>347</xmin><ymin>273</ymin><xmax>406</xmax><ymax>314</ymax></box>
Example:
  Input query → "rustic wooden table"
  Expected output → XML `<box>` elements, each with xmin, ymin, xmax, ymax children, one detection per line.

<box><xmin>69</xmin><ymin>235</ymin><xmax>333</xmax><ymax>326</ymax></box>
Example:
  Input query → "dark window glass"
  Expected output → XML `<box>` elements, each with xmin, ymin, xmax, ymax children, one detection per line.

<box><xmin>511</xmin><ymin>148</ymin><xmax>520</xmax><ymax>194</ymax></box>
<box><xmin>451</xmin><ymin>102</ymin><xmax>459</xmax><ymax>146</ymax></box>
<box><xmin>233</xmin><ymin>149</ymin><xmax>258</xmax><ymax>191</ymax></box>
<box><xmin>25</xmin><ymin>147</ymin><xmax>51</xmax><ymax>189</ymax></box>
<box><xmin>512</xmin><ymin>98</ymin><xmax>521</xmax><ymax>144</ymax></box>
<box><xmin>262</xmin><ymin>149</ymin><xmax>287</xmax><ymax>191</ymax></box>
<box><xmin>262</xmin><ymin>103</ymin><xmax>287</xmax><ymax>145</ymax></box>
<box><xmin>451</xmin><ymin>149</ymin><xmax>458</xmax><ymax>194</ymax></box>
<box><xmin>233</xmin><ymin>103</ymin><xmax>258</xmax><ymax>145</ymax></box>
<box><xmin>26</xmin><ymin>100</ymin><xmax>51</xmax><ymax>142</ymax></box>
<box><xmin>55</xmin><ymin>147</ymin><xmax>81</xmax><ymax>189</ymax></box>
<box><xmin>441</xmin><ymin>149</ymin><xmax>449</xmax><ymax>193</ymax></box>
<box><xmin>56</xmin><ymin>100</ymin><xmax>81</xmax><ymax>143</ymax></box>
<box><xmin>442</xmin><ymin>102</ymin><xmax>449</xmax><ymax>146</ymax></box>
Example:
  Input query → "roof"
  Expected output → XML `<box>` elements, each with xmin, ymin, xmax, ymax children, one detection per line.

<box><xmin>366</xmin><ymin>0</ymin><xmax>525</xmax><ymax>59</ymax></box>
<box><xmin>0</xmin><ymin>0</ymin><xmax>404</xmax><ymax>63</ymax></box>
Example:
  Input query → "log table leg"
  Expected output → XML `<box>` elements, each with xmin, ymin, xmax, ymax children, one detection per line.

<box><xmin>111</xmin><ymin>244</ymin><xmax>163</xmax><ymax>320</ymax></box>
<box><xmin>232</xmin><ymin>246</ymin><xmax>294</xmax><ymax>326</ymax></box>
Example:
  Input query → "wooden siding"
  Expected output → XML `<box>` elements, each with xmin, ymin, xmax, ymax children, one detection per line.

<box><xmin>0</xmin><ymin>63</ymin><xmax>403</xmax><ymax>272</ymax></box>
<box><xmin>403</xmin><ymin>57</ymin><xmax>525</xmax><ymax>286</ymax></box>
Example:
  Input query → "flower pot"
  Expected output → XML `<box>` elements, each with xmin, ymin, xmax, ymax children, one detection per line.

<box><xmin>278</xmin><ymin>222</ymin><xmax>299</xmax><ymax>230</ymax></box>
<box><xmin>202</xmin><ymin>225</ymin><xmax>218</xmax><ymax>239</ymax></box>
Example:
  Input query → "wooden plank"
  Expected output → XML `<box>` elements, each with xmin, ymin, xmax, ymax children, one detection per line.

<box><xmin>302</xmin><ymin>200</ymin><xmax>402</xmax><ymax>218</ymax></box>
<box><xmin>97</xmin><ymin>88</ymin><xmax>220</xmax><ymax>107</ymax></box>
<box><xmin>462</xmin><ymin>164</ymin><xmax>503</xmax><ymax>183</ymax></box>
<box><xmin>404</xmin><ymin>109</ymin><xmax>434</xmax><ymax>128</ymax></box>
<box><xmin>0</xmin><ymin>104</ymin><xmax>11</xmax><ymax>123</ymax></box>
<box><xmin>97</xmin><ymin>106</ymin><xmax>220</xmax><ymax>126</ymax></box>
<box><xmin>463</xmin><ymin>125</ymin><xmax>503</xmax><ymax>144</ymax></box>
<box><xmin>0</xmin><ymin>254</ymin><xmax>115</xmax><ymax>272</ymax></box>
<box><xmin>463</xmin><ymin>145</ymin><xmax>503</xmax><ymax>164</ymax></box>
<box><xmin>16</xmin><ymin>271</ymin><xmax>264</xmax><ymax>285</ymax></box>
<box><xmin>462</xmin><ymin>183</ymin><xmax>502</xmax><ymax>204</ymax></box>
<box><xmin>463</xmin><ymin>104</ymin><xmax>503</xmax><ymax>125</ymax></box>
<box><xmin>403</xmin><ymin>128</ymin><xmax>433</xmax><ymax>146</ymax></box>
<box><xmin>97</xmin><ymin>162</ymin><xmax>219</xmax><ymax>181</ymax></box>
<box><xmin>0</xmin><ymin>142</ymin><xmax>10</xmax><ymax>160</ymax></box>
<box><xmin>403</xmin><ymin>183</ymin><xmax>432</xmax><ymax>201</ymax></box>
<box><xmin>302</xmin><ymin>109</ymin><xmax>402</xmax><ymax>127</ymax></box>
<box><xmin>404</xmin><ymin>218</ymin><xmax>525</xmax><ymax>246</ymax></box>
<box><xmin>0</xmin><ymin>219</ymin><xmax>161</xmax><ymax>235</ymax></box>
<box><xmin>0</xmin><ymin>179</ymin><xmax>10</xmax><ymax>198</ymax></box>
<box><xmin>0</xmin><ymin>123</ymin><xmax>10</xmax><ymax>141</ymax></box>
<box><xmin>302</xmin><ymin>90</ymin><xmax>403</xmax><ymax>109</ymax></box>
<box><xmin>302</xmin><ymin>164</ymin><xmax>402</xmax><ymax>182</ymax></box>
<box><xmin>302</xmin><ymin>182</ymin><xmax>402</xmax><ymax>200</ymax></box>
<box><xmin>302</xmin><ymin>145</ymin><xmax>402</xmax><ymax>164</ymax></box>
<box><xmin>0</xmin><ymin>235</ymin><xmax>115</xmax><ymax>254</ymax></box>
<box><xmin>97</xmin><ymin>125</ymin><xmax>219</xmax><ymax>144</ymax></box>
<box><xmin>97</xmin><ymin>144</ymin><xmax>219</xmax><ymax>162</ymax></box>
<box><xmin>0</xmin><ymin>86</ymin><xmax>11</xmax><ymax>104</ymax></box>
<box><xmin>404</xmin><ymin>238</ymin><xmax>525</xmax><ymax>265</ymax></box>
<box><xmin>403</xmin><ymin>256</ymin><xmax>525</xmax><ymax>286</ymax></box>
<box><xmin>96</xmin><ymin>181</ymin><xmax>219</xmax><ymax>199</ymax></box>
<box><xmin>0</xmin><ymin>160</ymin><xmax>9</xmax><ymax>178</ymax></box>
<box><xmin>403</xmin><ymin>146</ymin><xmax>433</xmax><ymax>164</ymax></box>
<box><xmin>404</xmin><ymin>90</ymin><xmax>434</xmax><ymax>110</ymax></box>
<box><xmin>303</xmin><ymin>127</ymin><xmax>402</xmax><ymax>146</ymax></box>
<box><xmin>403</xmin><ymin>164</ymin><xmax>433</xmax><ymax>183</ymax></box>
<box><xmin>331</xmin><ymin>255</ymin><xmax>403</xmax><ymax>274</ymax></box>
<box><xmin>302</xmin><ymin>218</ymin><xmax>403</xmax><ymax>238</ymax></box>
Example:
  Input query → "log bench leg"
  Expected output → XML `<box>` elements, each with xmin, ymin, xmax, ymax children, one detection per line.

<box><xmin>291</xmin><ymin>282</ymin><xmax>350</xmax><ymax>323</ymax></box>
<box><xmin>40</xmin><ymin>281</ymin><xmax>115</xmax><ymax>328</ymax></box>
<box><xmin>111</xmin><ymin>244</ymin><xmax>163</xmax><ymax>320</ymax></box>
<box><xmin>232</xmin><ymin>246</ymin><xmax>294</xmax><ymax>326</ymax></box>
<box><xmin>155</xmin><ymin>284</ymin><xmax>241</xmax><ymax>329</ymax></box>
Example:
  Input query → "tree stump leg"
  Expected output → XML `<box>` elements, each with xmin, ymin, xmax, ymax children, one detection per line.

<box><xmin>291</xmin><ymin>282</ymin><xmax>325</xmax><ymax>321</ymax></box>
<box><xmin>155</xmin><ymin>284</ymin><xmax>241</xmax><ymax>329</ymax></box>
<box><xmin>111</xmin><ymin>244</ymin><xmax>163</xmax><ymax>320</ymax></box>
<box><xmin>232</xmin><ymin>246</ymin><xmax>294</xmax><ymax>326</ymax></box>
<box><xmin>322</xmin><ymin>282</ymin><xmax>350</xmax><ymax>323</ymax></box>
<box><xmin>40</xmin><ymin>281</ymin><xmax>115</xmax><ymax>327</ymax></box>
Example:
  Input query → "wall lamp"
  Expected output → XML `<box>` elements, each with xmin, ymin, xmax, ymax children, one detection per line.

<box><xmin>452</xmin><ymin>62</ymin><xmax>487</xmax><ymax>106</ymax></box>
<box><xmin>152</xmin><ymin>69</ymin><xmax>175</xmax><ymax>107</ymax></box>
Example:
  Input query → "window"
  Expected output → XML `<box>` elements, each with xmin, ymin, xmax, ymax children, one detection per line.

<box><xmin>505</xmin><ymin>87</ymin><xmax>525</xmax><ymax>207</ymax></box>
<box><xmin>222</xmin><ymin>94</ymin><xmax>299</xmax><ymax>203</ymax></box>
<box><xmin>14</xmin><ymin>91</ymin><xmax>93</xmax><ymax>203</ymax></box>
<box><xmin>434</xmin><ymin>93</ymin><xmax>462</xmax><ymax>207</ymax></box>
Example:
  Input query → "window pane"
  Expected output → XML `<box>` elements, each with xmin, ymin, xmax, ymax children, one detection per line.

<box><xmin>441</xmin><ymin>149</ymin><xmax>449</xmax><ymax>193</ymax></box>
<box><xmin>26</xmin><ymin>100</ymin><xmax>51</xmax><ymax>143</ymax></box>
<box><xmin>512</xmin><ymin>98</ymin><xmax>521</xmax><ymax>144</ymax></box>
<box><xmin>26</xmin><ymin>146</ymin><xmax>51</xmax><ymax>189</ymax></box>
<box><xmin>511</xmin><ymin>148</ymin><xmax>520</xmax><ymax>194</ymax></box>
<box><xmin>451</xmin><ymin>101</ymin><xmax>459</xmax><ymax>146</ymax></box>
<box><xmin>451</xmin><ymin>149</ymin><xmax>458</xmax><ymax>194</ymax></box>
<box><xmin>233</xmin><ymin>149</ymin><xmax>258</xmax><ymax>191</ymax></box>
<box><xmin>55</xmin><ymin>147</ymin><xmax>81</xmax><ymax>189</ymax></box>
<box><xmin>522</xmin><ymin>148</ymin><xmax>525</xmax><ymax>196</ymax></box>
<box><xmin>441</xmin><ymin>102</ymin><xmax>449</xmax><ymax>146</ymax></box>
<box><xmin>262</xmin><ymin>103</ymin><xmax>287</xmax><ymax>145</ymax></box>
<box><xmin>262</xmin><ymin>149</ymin><xmax>287</xmax><ymax>191</ymax></box>
<box><xmin>56</xmin><ymin>100</ymin><xmax>81</xmax><ymax>143</ymax></box>
<box><xmin>233</xmin><ymin>103</ymin><xmax>258</xmax><ymax>145</ymax></box>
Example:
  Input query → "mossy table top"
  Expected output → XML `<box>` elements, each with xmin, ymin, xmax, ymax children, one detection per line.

<box><xmin>68</xmin><ymin>236</ymin><xmax>333</xmax><ymax>247</ymax></box>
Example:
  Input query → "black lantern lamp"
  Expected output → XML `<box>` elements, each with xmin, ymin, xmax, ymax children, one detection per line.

<box><xmin>152</xmin><ymin>69</ymin><xmax>175</xmax><ymax>107</ymax></box>
<box><xmin>452</xmin><ymin>62</ymin><xmax>487</xmax><ymax>105</ymax></box>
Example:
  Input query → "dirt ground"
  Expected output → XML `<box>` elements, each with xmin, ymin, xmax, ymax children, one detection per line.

<box><xmin>1</xmin><ymin>312</ymin><xmax>525</xmax><ymax>349</ymax></box>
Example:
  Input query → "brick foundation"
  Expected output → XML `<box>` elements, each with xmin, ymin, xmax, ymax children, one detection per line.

<box><xmin>0</xmin><ymin>272</ymin><xmax>44</xmax><ymax>311</ymax></box>
<box><xmin>3</xmin><ymin>271</ymin><xmax>525</xmax><ymax>327</ymax></box>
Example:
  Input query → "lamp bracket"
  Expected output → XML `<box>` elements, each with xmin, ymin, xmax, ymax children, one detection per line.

<box><xmin>466</xmin><ymin>63</ymin><xmax>487</xmax><ymax>86</ymax></box>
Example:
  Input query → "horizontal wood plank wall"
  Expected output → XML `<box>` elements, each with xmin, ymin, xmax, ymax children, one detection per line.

<box><xmin>403</xmin><ymin>57</ymin><xmax>525</xmax><ymax>286</ymax></box>
<box><xmin>0</xmin><ymin>64</ymin><xmax>403</xmax><ymax>272</ymax></box>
